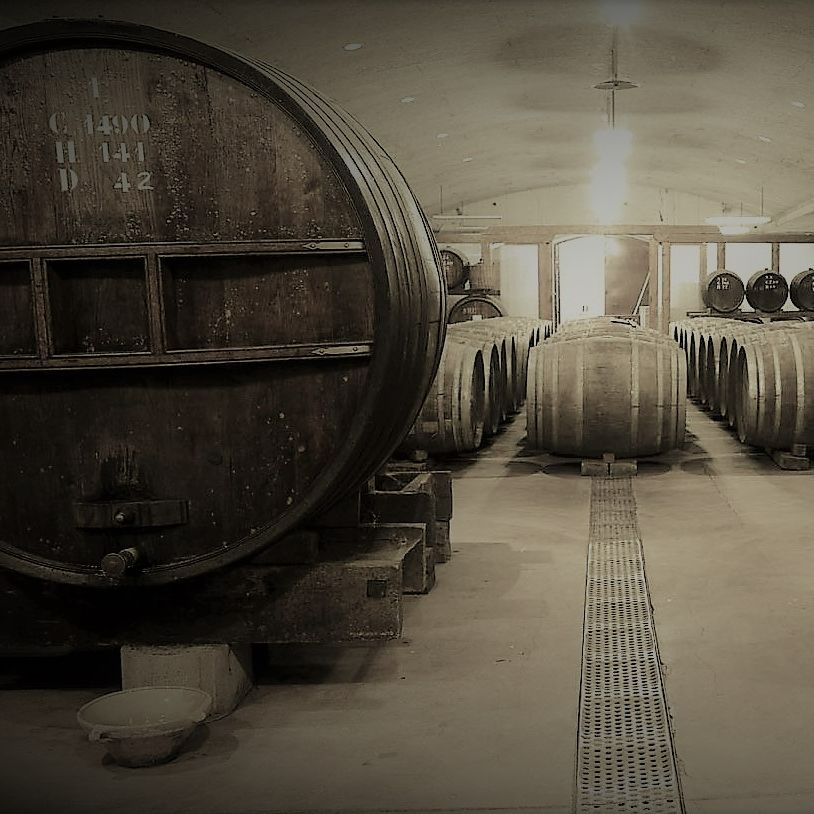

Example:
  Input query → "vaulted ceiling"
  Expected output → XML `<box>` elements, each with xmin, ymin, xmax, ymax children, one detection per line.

<box><xmin>3</xmin><ymin>0</ymin><xmax>814</xmax><ymax>227</ymax></box>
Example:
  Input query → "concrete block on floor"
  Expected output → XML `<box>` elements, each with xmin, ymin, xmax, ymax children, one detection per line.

<box><xmin>120</xmin><ymin>643</ymin><xmax>253</xmax><ymax>720</ymax></box>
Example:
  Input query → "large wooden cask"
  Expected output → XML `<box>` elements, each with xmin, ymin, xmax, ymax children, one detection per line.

<box><xmin>0</xmin><ymin>21</ymin><xmax>446</xmax><ymax>586</ymax></box>
<box><xmin>527</xmin><ymin>330</ymin><xmax>686</xmax><ymax>457</ymax></box>
<box><xmin>702</xmin><ymin>270</ymin><xmax>745</xmax><ymax>313</ymax></box>
<box><xmin>402</xmin><ymin>342</ymin><xmax>486</xmax><ymax>454</ymax></box>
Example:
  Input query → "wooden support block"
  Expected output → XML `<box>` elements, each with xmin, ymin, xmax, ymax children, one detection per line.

<box><xmin>369</xmin><ymin>523</ymin><xmax>435</xmax><ymax>594</ymax></box>
<box><xmin>0</xmin><ymin>530</ymin><xmax>419</xmax><ymax>648</ymax></box>
<box><xmin>120</xmin><ymin>643</ymin><xmax>253</xmax><ymax>720</ymax></box>
<box><xmin>434</xmin><ymin>520</ymin><xmax>452</xmax><ymax>564</ymax></box>
<box><xmin>362</xmin><ymin>480</ymin><xmax>441</xmax><ymax>582</ymax></box>
<box><xmin>431</xmin><ymin>471</ymin><xmax>453</xmax><ymax>521</ymax></box>
<box><xmin>581</xmin><ymin>459</ymin><xmax>610</xmax><ymax>477</ymax></box>
<box><xmin>610</xmin><ymin>460</ymin><xmax>638</xmax><ymax>476</ymax></box>
<box><xmin>581</xmin><ymin>454</ymin><xmax>637</xmax><ymax>476</ymax></box>
<box><xmin>767</xmin><ymin>448</ymin><xmax>810</xmax><ymax>471</ymax></box>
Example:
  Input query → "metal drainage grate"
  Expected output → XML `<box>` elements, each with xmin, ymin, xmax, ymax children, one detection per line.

<box><xmin>575</xmin><ymin>477</ymin><xmax>684</xmax><ymax>813</ymax></box>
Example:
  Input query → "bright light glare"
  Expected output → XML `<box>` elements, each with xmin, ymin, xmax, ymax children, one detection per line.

<box><xmin>599</xmin><ymin>0</ymin><xmax>642</xmax><ymax>27</ymax></box>
<box><xmin>590</xmin><ymin>128</ymin><xmax>632</xmax><ymax>223</ymax></box>
<box><xmin>594</xmin><ymin>127</ymin><xmax>633</xmax><ymax>162</ymax></box>
<box><xmin>590</xmin><ymin>163</ymin><xmax>627</xmax><ymax>223</ymax></box>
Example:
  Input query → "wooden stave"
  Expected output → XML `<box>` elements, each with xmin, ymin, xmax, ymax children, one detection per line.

<box><xmin>0</xmin><ymin>21</ymin><xmax>446</xmax><ymax>586</ymax></box>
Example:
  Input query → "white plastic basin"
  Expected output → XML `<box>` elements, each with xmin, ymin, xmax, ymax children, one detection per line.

<box><xmin>77</xmin><ymin>686</ymin><xmax>212</xmax><ymax>767</ymax></box>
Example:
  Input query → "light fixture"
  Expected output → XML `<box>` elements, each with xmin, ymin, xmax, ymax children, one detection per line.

<box><xmin>704</xmin><ymin>215</ymin><xmax>771</xmax><ymax>235</ymax></box>
<box><xmin>343</xmin><ymin>43</ymin><xmax>363</xmax><ymax>51</ymax></box>
<box><xmin>705</xmin><ymin>190</ymin><xmax>771</xmax><ymax>235</ymax></box>
<box><xmin>704</xmin><ymin>215</ymin><xmax>771</xmax><ymax>227</ymax></box>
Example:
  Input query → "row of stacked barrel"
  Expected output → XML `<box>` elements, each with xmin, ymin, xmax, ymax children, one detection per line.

<box><xmin>401</xmin><ymin>317</ymin><xmax>553</xmax><ymax>455</ymax></box>
<box><xmin>673</xmin><ymin>317</ymin><xmax>814</xmax><ymax>453</ymax></box>
<box><xmin>526</xmin><ymin>318</ymin><xmax>688</xmax><ymax>458</ymax></box>
<box><xmin>702</xmin><ymin>268</ymin><xmax>814</xmax><ymax>313</ymax></box>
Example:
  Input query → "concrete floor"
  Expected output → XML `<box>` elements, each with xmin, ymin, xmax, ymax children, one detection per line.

<box><xmin>2</xmin><ymin>403</ymin><xmax>814</xmax><ymax>814</ymax></box>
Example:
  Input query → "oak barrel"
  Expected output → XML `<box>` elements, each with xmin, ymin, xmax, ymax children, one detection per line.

<box><xmin>745</xmin><ymin>269</ymin><xmax>788</xmax><ymax>312</ymax></box>
<box><xmin>450</xmin><ymin>321</ymin><xmax>518</xmax><ymax>415</ymax></box>
<box><xmin>446</xmin><ymin>328</ymin><xmax>503</xmax><ymax>436</ymax></box>
<box><xmin>527</xmin><ymin>329</ymin><xmax>686</xmax><ymax>457</ymax></box>
<box><xmin>439</xmin><ymin>248</ymin><xmax>469</xmax><ymax>292</ymax></box>
<box><xmin>735</xmin><ymin>328</ymin><xmax>814</xmax><ymax>449</ymax></box>
<box><xmin>448</xmin><ymin>294</ymin><xmax>505</xmax><ymax>323</ymax></box>
<box><xmin>702</xmin><ymin>270</ymin><xmax>745</xmax><ymax>313</ymax></box>
<box><xmin>789</xmin><ymin>269</ymin><xmax>814</xmax><ymax>311</ymax></box>
<box><xmin>402</xmin><ymin>342</ymin><xmax>486</xmax><ymax>454</ymax></box>
<box><xmin>0</xmin><ymin>20</ymin><xmax>446</xmax><ymax>586</ymax></box>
